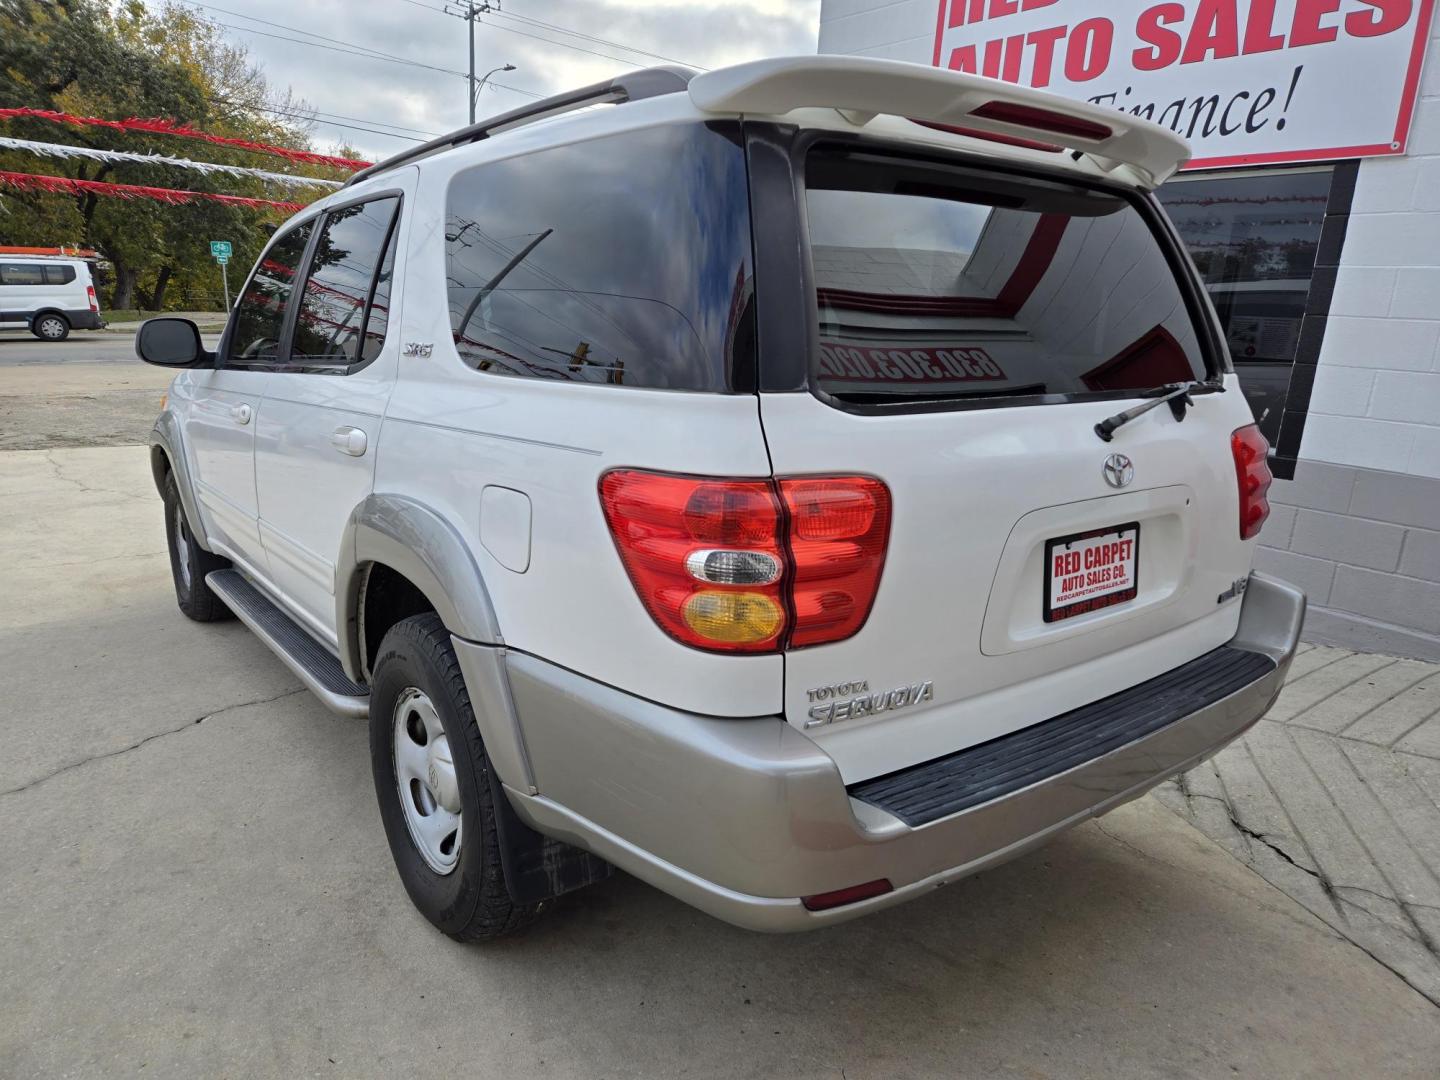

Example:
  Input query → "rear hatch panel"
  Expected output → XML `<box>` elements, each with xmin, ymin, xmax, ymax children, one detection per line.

<box><xmin>748</xmin><ymin>125</ymin><xmax>1262</xmax><ymax>784</ymax></box>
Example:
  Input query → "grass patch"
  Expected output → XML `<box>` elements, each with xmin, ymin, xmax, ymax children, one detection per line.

<box><xmin>103</xmin><ymin>309</ymin><xmax>227</xmax><ymax>324</ymax></box>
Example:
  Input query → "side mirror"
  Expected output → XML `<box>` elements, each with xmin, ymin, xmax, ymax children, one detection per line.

<box><xmin>135</xmin><ymin>318</ymin><xmax>214</xmax><ymax>368</ymax></box>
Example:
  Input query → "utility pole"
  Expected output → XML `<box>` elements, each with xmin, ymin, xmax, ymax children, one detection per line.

<box><xmin>444</xmin><ymin>1</ymin><xmax>499</xmax><ymax>124</ymax></box>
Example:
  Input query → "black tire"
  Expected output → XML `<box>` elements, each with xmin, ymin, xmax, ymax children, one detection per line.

<box><xmin>31</xmin><ymin>313</ymin><xmax>69</xmax><ymax>341</ymax></box>
<box><xmin>370</xmin><ymin>613</ymin><xmax>539</xmax><ymax>941</ymax></box>
<box><xmin>162</xmin><ymin>471</ymin><xmax>233</xmax><ymax>622</ymax></box>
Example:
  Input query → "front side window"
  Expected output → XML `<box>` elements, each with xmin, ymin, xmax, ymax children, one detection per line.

<box><xmin>444</xmin><ymin>123</ymin><xmax>754</xmax><ymax>390</ymax></box>
<box><xmin>805</xmin><ymin>147</ymin><xmax>1208</xmax><ymax>406</ymax></box>
<box><xmin>291</xmin><ymin>197</ymin><xmax>399</xmax><ymax>367</ymax></box>
<box><xmin>226</xmin><ymin>221</ymin><xmax>313</xmax><ymax>366</ymax></box>
<box><xmin>1</xmin><ymin>263</ymin><xmax>44</xmax><ymax>285</ymax></box>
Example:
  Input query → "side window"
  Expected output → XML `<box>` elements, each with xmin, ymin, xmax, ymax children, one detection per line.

<box><xmin>43</xmin><ymin>265</ymin><xmax>76</xmax><ymax>285</ymax></box>
<box><xmin>444</xmin><ymin>123</ymin><xmax>754</xmax><ymax>391</ymax></box>
<box><xmin>225</xmin><ymin>221</ymin><xmax>314</xmax><ymax>367</ymax></box>
<box><xmin>291</xmin><ymin>197</ymin><xmax>400</xmax><ymax>368</ymax></box>
<box><xmin>1</xmin><ymin>263</ymin><xmax>44</xmax><ymax>285</ymax></box>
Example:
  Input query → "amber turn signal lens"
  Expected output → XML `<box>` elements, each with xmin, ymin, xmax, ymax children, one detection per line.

<box><xmin>681</xmin><ymin>590</ymin><xmax>783</xmax><ymax>645</ymax></box>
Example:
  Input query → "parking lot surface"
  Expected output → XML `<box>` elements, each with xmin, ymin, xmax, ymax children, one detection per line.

<box><xmin>2</xmin><ymin>394</ymin><xmax>1439</xmax><ymax>1076</ymax></box>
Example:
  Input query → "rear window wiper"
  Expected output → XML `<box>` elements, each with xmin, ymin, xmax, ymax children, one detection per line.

<box><xmin>1094</xmin><ymin>380</ymin><xmax>1224</xmax><ymax>442</ymax></box>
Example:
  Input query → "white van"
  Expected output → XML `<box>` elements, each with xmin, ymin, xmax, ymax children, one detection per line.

<box><xmin>0</xmin><ymin>256</ymin><xmax>105</xmax><ymax>341</ymax></box>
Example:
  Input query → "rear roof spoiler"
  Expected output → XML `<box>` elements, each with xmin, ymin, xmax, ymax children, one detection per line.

<box><xmin>687</xmin><ymin>56</ymin><xmax>1190</xmax><ymax>188</ymax></box>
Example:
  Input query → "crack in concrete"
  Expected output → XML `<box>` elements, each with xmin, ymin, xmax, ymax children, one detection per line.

<box><xmin>1088</xmin><ymin>818</ymin><xmax>1347</xmax><ymax>943</ymax></box>
<box><xmin>0</xmin><ymin>687</ymin><xmax>305</xmax><ymax>798</ymax></box>
<box><xmin>1164</xmin><ymin>775</ymin><xmax>1440</xmax><ymax>1007</ymax></box>
<box><xmin>39</xmin><ymin>449</ymin><xmax>151</xmax><ymax>504</ymax></box>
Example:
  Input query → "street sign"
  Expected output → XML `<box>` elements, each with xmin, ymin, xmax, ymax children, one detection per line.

<box><xmin>211</xmin><ymin>241</ymin><xmax>234</xmax><ymax>314</ymax></box>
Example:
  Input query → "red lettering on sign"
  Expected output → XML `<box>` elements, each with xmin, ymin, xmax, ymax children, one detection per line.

<box><xmin>1064</xmin><ymin>17</ymin><xmax>1113</xmax><ymax>81</ymax></box>
<box><xmin>1291</xmin><ymin>0</ymin><xmax>1343</xmax><ymax>46</ymax></box>
<box><xmin>1133</xmin><ymin>4</ymin><xmax>1186</xmax><ymax>70</ymax></box>
<box><xmin>1243</xmin><ymin>0</ymin><xmax>1288</xmax><ymax>53</ymax></box>
<box><xmin>1181</xmin><ymin>0</ymin><xmax>1241</xmax><ymax>63</ymax></box>
<box><xmin>1026</xmin><ymin>24</ymin><xmax>1067</xmax><ymax>86</ymax></box>
<box><xmin>1348</xmin><ymin>0</ymin><xmax>1412</xmax><ymax>37</ymax></box>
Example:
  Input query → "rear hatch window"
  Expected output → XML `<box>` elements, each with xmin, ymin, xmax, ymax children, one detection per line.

<box><xmin>805</xmin><ymin>147</ymin><xmax>1210</xmax><ymax>407</ymax></box>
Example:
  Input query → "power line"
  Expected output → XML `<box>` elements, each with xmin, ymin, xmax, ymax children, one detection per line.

<box><xmin>393</xmin><ymin>0</ymin><xmax>704</xmax><ymax>71</ymax></box>
<box><xmin>184</xmin><ymin>1</ymin><xmax>462</xmax><ymax>74</ymax></box>
<box><xmin>476</xmin><ymin>18</ymin><xmax>681</xmax><ymax>69</ymax></box>
<box><xmin>295</xmin><ymin>110</ymin><xmax>439</xmax><ymax>139</ymax></box>
<box><xmin>494</xmin><ymin>9</ymin><xmax>705</xmax><ymax>69</ymax></box>
<box><xmin>207</xmin><ymin>19</ymin><xmax>469</xmax><ymax>79</ymax></box>
<box><xmin>257</xmin><ymin>110</ymin><xmax>428</xmax><ymax>143</ymax></box>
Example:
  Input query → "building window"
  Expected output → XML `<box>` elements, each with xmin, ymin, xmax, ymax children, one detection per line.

<box><xmin>1155</xmin><ymin>167</ymin><xmax>1334</xmax><ymax>448</ymax></box>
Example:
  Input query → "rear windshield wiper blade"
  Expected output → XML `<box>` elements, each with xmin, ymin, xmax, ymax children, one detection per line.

<box><xmin>1094</xmin><ymin>380</ymin><xmax>1224</xmax><ymax>442</ymax></box>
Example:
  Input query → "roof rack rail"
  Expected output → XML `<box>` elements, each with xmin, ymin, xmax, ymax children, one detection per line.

<box><xmin>345</xmin><ymin>65</ymin><xmax>697</xmax><ymax>187</ymax></box>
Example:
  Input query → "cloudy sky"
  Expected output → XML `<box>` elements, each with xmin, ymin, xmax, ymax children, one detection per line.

<box><xmin>163</xmin><ymin>0</ymin><xmax>822</xmax><ymax>162</ymax></box>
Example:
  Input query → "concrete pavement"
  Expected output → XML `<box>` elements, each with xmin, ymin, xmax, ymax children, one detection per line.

<box><xmin>0</xmin><ymin>360</ymin><xmax>174</xmax><ymax>450</ymax></box>
<box><xmin>1158</xmin><ymin>644</ymin><xmax>1440</xmax><ymax>1005</ymax></box>
<box><xmin>2</xmin><ymin>444</ymin><xmax>1439</xmax><ymax>1078</ymax></box>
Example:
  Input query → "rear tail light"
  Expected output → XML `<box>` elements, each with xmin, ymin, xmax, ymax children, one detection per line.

<box><xmin>86</xmin><ymin>285</ymin><xmax>98</xmax><ymax>312</ymax></box>
<box><xmin>1231</xmin><ymin>424</ymin><xmax>1272</xmax><ymax>540</ymax></box>
<box><xmin>599</xmin><ymin>470</ymin><xmax>891</xmax><ymax>653</ymax></box>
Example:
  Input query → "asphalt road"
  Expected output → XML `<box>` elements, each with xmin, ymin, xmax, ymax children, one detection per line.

<box><xmin>0</xmin><ymin>329</ymin><xmax>222</xmax><ymax>366</ymax></box>
<box><xmin>0</xmin><ymin>330</ymin><xmax>142</xmax><ymax>365</ymax></box>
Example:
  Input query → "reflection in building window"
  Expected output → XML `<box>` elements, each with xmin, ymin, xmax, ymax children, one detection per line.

<box><xmin>1156</xmin><ymin>168</ymin><xmax>1332</xmax><ymax>442</ymax></box>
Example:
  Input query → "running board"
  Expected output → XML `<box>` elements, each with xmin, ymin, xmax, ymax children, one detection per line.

<box><xmin>207</xmin><ymin>569</ymin><xmax>369</xmax><ymax>718</ymax></box>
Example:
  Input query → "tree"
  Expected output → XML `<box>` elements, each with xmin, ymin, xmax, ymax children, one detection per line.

<box><xmin>0</xmin><ymin>0</ymin><xmax>343</xmax><ymax>311</ymax></box>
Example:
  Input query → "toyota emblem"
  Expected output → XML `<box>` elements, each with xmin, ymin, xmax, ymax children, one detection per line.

<box><xmin>1102</xmin><ymin>453</ymin><xmax>1135</xmax><ymax>489</ymax></box>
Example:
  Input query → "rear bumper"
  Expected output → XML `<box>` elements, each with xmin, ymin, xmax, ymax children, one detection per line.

<box><xmin>499</xmin><ymin>572</ymin><xmax>1304</xmax><ymax>932</ymax></box>
<box><xmin>62</xmin><ymin>309</ymin><xmax>105</xmax><ymax>330</ymax></box>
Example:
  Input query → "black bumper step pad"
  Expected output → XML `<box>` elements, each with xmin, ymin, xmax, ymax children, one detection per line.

<box><xmin>849</xmin><ymin>645</ymin><xmax>1275</xmax><ymax>827</ymax></box>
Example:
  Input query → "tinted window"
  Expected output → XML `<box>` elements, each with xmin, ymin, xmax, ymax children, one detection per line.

<box><xmin>1156</xmin><ymin>168</ymin><xmax>1331</xmax><ymax>443</ymax></box>
<box><xmin>1</xmin><ymin>263</ymin><xmax>44</xmax><ymax>285</ymax></box>
<box><xmin>445</xmin><ymin>123</ymin><xmax>754</xmax><ymax>390</ymax></box>
<box><xmin>291</xmin><ymin>197</ymin><xmax>399</xmax><ymax>367</ymax></box>
<box><xmin>43</xmin><ymin>265</ymin><xmax>76</xmax><ymax>285</ymax></box>
<box><xmin>226</xmin><ymin>221</ymin><xmax>313</xmax><ymax>366</ymax></box>
<box><xmin>362</xmin><ymin>218</ymin><xmax>398</xmax><ymax>364</ymax></box>
<box><xmin>805</xmin><ymin>148</ymin><xmax>1207</xmax><ymax>405</ymax></box>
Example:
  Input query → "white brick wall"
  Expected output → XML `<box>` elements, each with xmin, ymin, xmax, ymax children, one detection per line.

<box><xmin>1299</xmin><ymin>26</ymin><xmax>1440</xmax><ymax>482</ymax></box>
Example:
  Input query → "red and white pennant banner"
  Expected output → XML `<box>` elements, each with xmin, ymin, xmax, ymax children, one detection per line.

<box><xmin>0</xmin><ymin>108</ymin><xmax>372</xmax><ymax>171</ymax></box>
<box><xmin>0</xmin><ymin>170</ymin><xmax>307</xmax><ymax>213</ymax></box>
<box><xmin>0</xmin><ymin>136</ymin><xmax>343</xmax><ymax>189</ymax></box>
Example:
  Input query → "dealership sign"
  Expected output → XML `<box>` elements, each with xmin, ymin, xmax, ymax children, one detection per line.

<box><xmin>931</xmin><ymin>0</ymin><xmax>1436</xmax><ymax>167</ymax></box>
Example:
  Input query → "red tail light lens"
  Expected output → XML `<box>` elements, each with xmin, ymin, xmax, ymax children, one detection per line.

<box><xmin>781</xmin><ymin>477</ymin><xmax>891</xmax><ymax>648</ymax></box>
<box><xmin>86</xmin><ymin>285</ymin><xmax>98</xmax><ymax>312</ymax></box>
<box><xmin>599</xmin><ymin>470</ymin><xmax>892</xmax><ymax>653</ymax></box>
<box><xmin>1231</xmin><ymin>424</ymin><xmax>1272</xmax><ymax>540</ymax></box>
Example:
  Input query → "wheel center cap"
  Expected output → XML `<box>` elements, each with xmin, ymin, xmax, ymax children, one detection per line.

<box><xmin>425</xmin><ymin>734</ymin><xmax>460</xmax><ymax>814</ymax></box>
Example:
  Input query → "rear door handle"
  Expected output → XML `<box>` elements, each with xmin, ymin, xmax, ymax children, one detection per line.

<box><xmin>230</xmin><ymin>403</ymin><xmax>252</xmax><ymax>425</ymax></box>
<box><xmin>329</xmin><ymin>426</ymin><xmax>368</xmax><ymax>457</ymax></box>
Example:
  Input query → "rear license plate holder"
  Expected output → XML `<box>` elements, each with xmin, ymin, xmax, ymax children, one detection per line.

<box><xmin>1044</xmin><ymin>522</ymin><xmax>1140</xmax><ymax>623</ymax></box>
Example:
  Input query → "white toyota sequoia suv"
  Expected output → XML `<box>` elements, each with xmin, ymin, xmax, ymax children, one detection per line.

<box><xmin>139</xmin><ymin>57</ymin><xmax>1304</xmax><ymax>940</ymax></box>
